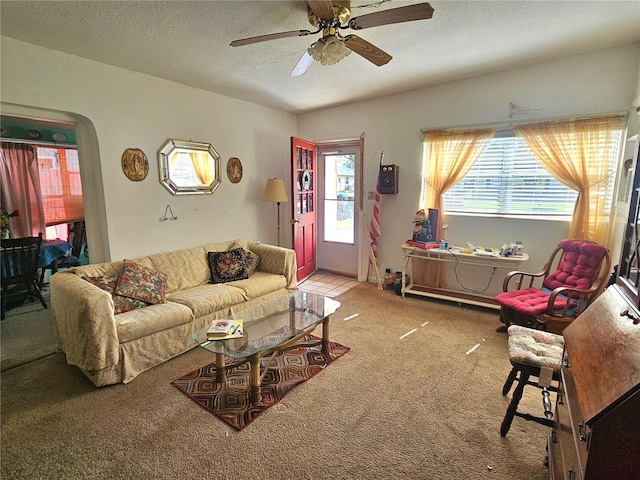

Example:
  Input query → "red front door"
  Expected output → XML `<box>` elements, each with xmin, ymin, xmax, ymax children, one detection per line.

<box><xmin>291</xmin><ymin>137</ymin><xmax>317</xmax><ymax>282</ymax></box>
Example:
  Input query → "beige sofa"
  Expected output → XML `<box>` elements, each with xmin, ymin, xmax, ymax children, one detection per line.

<box><xmin>50</xmin><ymin>239</ymin><xmax>296</xmax><ymax>386</ymax></box>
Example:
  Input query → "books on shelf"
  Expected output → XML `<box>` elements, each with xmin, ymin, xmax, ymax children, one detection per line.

<box><xmin>206</xmin><ymin>319</ymin><xmax>243</xmax><ymax>340</ymax></box>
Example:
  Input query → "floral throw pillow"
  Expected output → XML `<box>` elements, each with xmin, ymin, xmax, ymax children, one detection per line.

<box><xmin>115</xmin><ymin>260</ymin><xmax>168</xmax><ymax>304</ymax></box>
<box><xmin>229</xmin><ymin>241</ymin><xmax>261</xmax><ymax>276</ymax></box>
<box><xmin>82</xmin><ymin>275</ymin><xmax>149</xmax><ymax>314</ymax></box>
<box><xmin>208</xmin><ymin>248</ymin><xmax>249</xmax><ymax>284</ymax></box>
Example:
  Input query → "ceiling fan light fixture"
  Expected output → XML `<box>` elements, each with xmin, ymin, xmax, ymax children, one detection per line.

<box><xmin>308</xmin><ymin>35</ymin><xmax>351</xmax><ymax>66</ymax></box>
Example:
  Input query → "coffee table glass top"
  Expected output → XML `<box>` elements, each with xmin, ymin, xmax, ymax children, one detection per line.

<box><xmin>192</xmin><ymin>291</ymin><xmax>341</xmax><ymax>359</ymax></box>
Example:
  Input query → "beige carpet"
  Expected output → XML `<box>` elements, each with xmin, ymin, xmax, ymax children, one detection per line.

<box><xmin>1</xmin><ymin>283</ymin><xmax>549</xmax><ymax>480</ymax></box>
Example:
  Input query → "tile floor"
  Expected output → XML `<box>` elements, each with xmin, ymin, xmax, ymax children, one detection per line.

<box><xmin>297</xmin><ymin>272</ymin><xmax>359</xmax><ymax>298</ymax></box>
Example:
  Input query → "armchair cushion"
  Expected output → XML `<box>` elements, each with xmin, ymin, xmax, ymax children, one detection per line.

<box><xmin>542</xmin><ymin>239</ymin><xmax>607</xmax><ymax>291</ymax></box>
<box><xmin>495</xmin><ymin>287</ymin><xmax>574</xmax><ymax>316</ymax></box>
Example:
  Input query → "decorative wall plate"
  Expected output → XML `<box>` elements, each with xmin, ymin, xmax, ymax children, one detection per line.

<box><xmin>121</xmin><ymin>148</ymin><xmax>149</xmax><ymax>181</ymax></box>
<box><xmin>25</xmin><ymin>129</ymin><xmax>42</xmax><ymax>140</ymax></box>
<box><xmin>52</xmin><ymin>133</ymin><xmax>69</xmax><ymax>142</ymax></box>
<box><xmin>226</xmin><ymin>157</ymin><xmax>243</xmax><ymax>183</ymax></box>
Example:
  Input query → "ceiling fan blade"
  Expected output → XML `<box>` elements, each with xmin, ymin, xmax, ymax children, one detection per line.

<box><xmin>230</xmin><ymin>30</ymin><xmax>313</xmax><ymax>47</ymax></box>
<box><xmin>343</xmin><ymin>35</ymin><xmax>392</xmax><ymax>67</ymax></box>
<box><xmin>349</xmin><ymin>2</ymin><xmax>434</xmax><ymax>30</ymax></box>
<box><xmin>291</xmin><ymin>50</ymin><xmax>314</xmax><ymax>77</ymax></box>
<box><xmin>306</xmin><ymin>0</ymin><xmax>335</xmax><ymax>21</ymax></box>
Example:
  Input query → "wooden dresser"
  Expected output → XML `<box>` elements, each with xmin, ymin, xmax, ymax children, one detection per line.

<box><xmin>547</xmin><ymin>284</ymin><xmax>640</xmax><ymax>479</ymax></box>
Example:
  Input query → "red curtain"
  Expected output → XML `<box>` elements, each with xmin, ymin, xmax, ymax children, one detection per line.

<box><xmin>0</xmin><ymin>142</ymin><xmax>46</xmax><ymax>237</ymax></box>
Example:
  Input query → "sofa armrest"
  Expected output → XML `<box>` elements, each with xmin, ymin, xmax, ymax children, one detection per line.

<box><xmin>248</xmin><ymin>242</ymin><xmax>297</xmax><ymax>289</ymax></box>
<box><xmin>50</xmin><ymin>271</ymin><xmax>120</xmax><ymax>373</ymax></box>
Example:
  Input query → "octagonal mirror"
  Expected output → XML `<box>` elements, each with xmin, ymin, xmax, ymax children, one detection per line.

<box><xmin>158</xmin><ymin>138</ymin><xmax>222</xmax><ymax>195</ymax></box>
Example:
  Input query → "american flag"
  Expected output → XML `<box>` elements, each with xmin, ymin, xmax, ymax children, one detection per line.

<box><xmin>369</xmin><ymin>154</ymin><xmax>383</xmax><ymax>263</ymax></box>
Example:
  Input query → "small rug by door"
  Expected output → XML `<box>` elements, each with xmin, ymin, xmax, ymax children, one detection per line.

<box><xmin>171</xmin><ymin>336</ymin><xmax>349</xmax><ymax>431</ymax></box>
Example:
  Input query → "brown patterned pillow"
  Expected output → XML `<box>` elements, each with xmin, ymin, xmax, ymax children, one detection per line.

<box><xmin>208</xmin><ymin>248</ymin><xmax>249</xmax><ymax>283</ymax></box>
<box><xmin>229</xmin><ymin>241</ymin><xmax>261</xmax><ymax>276</ymax></box>
<box><xmin>82</xmin><ymin>275</ymin><xmax>149</xmax><ymax>314</ymax></box>
<box><xmin>115</xmin><ymin>260</ymin><xmax>168</xmax><ymax>304</ymax></box>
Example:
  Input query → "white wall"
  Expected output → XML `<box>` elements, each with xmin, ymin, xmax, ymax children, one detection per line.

<box><xmin>2</xmin><ymin>36</ymin><xmax>639</xmax><ymax>295</ymax></box>
<box><xmin>299</xmin><ymin>43</ymin><xmax>640</xmax><ymax>297</ymax></box>
<box><xmin>1</xmin><ymin>37</ymin><xmax>297</xmax><ymax>263</ymax></box>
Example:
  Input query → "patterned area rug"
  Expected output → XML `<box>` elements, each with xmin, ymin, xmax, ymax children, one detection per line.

<box><xmin>171</xmin><ymin>336</ymin><xmax>349</xmax><ymax>431</ymax></box>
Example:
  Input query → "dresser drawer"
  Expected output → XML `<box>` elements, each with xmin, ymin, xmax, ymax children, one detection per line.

<box><xmin>555</xmin><ymin>365</ymin><xmax>590</xmax><ymax>479</ymax></box>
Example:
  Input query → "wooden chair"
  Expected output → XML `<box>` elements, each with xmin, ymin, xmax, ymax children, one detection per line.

<box><xmin>494</xmin><ymin>239</ymin><xmax>610</xmax><ymax>334</ymax></box>
<box><xmin>1</xmin><ymin>233</ymin><xmax>48</xmax><ymax>319</ymax></box>
<box><xmin>500</xmin><ymin>325</ymin><xmax>563</xmax><ymax>436</ymax></box>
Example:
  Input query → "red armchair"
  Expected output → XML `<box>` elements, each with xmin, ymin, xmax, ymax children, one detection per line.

<box><xmin>494</xmin><ymin>239</ymin><xmax>610</xmax><ymax>334</ymax></box>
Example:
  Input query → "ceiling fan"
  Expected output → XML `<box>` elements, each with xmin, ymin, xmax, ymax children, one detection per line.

<box><xmin>230</xmin><ymin>1</ymin><xmax>434</xmax><ymax>77</ymax></box>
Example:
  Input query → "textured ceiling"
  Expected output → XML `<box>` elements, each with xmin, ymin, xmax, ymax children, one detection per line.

<box><xmin>1</xmin><ymin>1</ymin><xmax>639</xmax><ymax>114</ymax></box>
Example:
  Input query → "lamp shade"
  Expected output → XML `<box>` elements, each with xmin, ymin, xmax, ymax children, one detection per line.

<box><xmin>262</xmin><ymin>178</ymin><xmax>289</xmax><ymax>203</ymax></box>
<box><xmin>308</xmin><ymin>35</ymin><xmax>351</xmax><ymax>66</ymax></box>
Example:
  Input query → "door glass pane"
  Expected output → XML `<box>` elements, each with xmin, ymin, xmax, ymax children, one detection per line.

<box><xmin>324</xmin><ymin>154</ymin><xmax>354</xmax><ymax>244</ymax></box>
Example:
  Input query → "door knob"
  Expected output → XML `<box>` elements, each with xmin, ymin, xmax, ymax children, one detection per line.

<box><xmin>289</xmin><ymin>219</ymin><xmax>300</xmax><ymax>224</ymax></box>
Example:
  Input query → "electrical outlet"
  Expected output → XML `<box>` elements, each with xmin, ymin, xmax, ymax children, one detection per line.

<box><xmin>368</xmin><ymin>191</ymin><xmax>375</xmax><ymax>200</ymax></box>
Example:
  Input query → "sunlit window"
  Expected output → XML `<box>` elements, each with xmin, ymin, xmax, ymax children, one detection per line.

<box><xmin>37</xmin><ymin>147</ymin><xmax>84</xmax><ymax>225</ymax></box>
<box><xmin>436</xmin><ymin>130</ymin><xmax>621</xmax><ymax>218</ymax></box>
<box><xmin>324</xmin><ymin>154</ymin><xmax>355</xmax><ymax>243</ymax></box>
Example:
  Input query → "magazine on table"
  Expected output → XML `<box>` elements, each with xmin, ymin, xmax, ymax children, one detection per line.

<box><xmin>206</xmin><ymin>319</ymin><xmax>244</xmax><ymax>340</ymax></box>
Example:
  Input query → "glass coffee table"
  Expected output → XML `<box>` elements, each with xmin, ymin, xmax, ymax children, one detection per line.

<box><xmin>192</xmin><ymin>291</ymin><xmax>341</xmax><ymax>402</ymax></box>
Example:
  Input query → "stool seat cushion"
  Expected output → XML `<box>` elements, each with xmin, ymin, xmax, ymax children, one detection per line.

<box><xmin>495</xmin><ymin>287</ymin><xmax>573</xmax><ymax>316</ymax></box>
<box><xmin>507</xmin><ymin>325</ymin><xmax>564</xmax><ymax>370</ymax></box>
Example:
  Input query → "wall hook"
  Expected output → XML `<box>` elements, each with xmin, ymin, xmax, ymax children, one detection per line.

<box><xmin>160</xmin><ymin>204</ymin><xmax>178</xmax><ymax>222</ymax></box>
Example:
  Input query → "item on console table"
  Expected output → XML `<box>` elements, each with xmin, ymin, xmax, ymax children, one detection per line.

<box><xmin>405</xmin><ymin>240</ymin><xmax>439</xmax><ymax>249</ymax></box>
<box><xmin>207</xmin><ymin>319</ymin><xmax>244</xmax><ymax>340</ymax></box>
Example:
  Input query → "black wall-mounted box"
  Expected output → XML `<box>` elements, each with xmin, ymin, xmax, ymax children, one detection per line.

<box><xmin>379</xmin><ymin>164</ymin><xmax>399</xmax><ymax>194</ymax></box>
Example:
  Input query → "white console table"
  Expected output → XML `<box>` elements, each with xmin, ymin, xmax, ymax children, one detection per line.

<box><xmin>400</xmin><ymin>244</ymin><xmax>529</xmax><ymax>310</ymax></box>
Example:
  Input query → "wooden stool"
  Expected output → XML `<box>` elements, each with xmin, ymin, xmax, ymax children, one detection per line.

<box><xmin>500</xmin><ymin>325</ymin><xmax>563</xmax><ymax>436</ymax></box>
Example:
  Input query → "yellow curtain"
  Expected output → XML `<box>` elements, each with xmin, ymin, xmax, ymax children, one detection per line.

<box><xmin>190</xmin><ymin>152</ymin><xmax>214</xmax><ymax>185</ymax></box>
<box><xmin>514</xmin><ymin>115</ymin><xmax>624</xmax><ymax>249</ymax></box>
<box><xmin>418</xmin><ymin>128</ymin><xmax>496</xmax><ymax>287</ymax></box>
<box><xmin>170</xmin><ymin>152</ymin><xmax>181</xmax><ymax>169</ymax></box>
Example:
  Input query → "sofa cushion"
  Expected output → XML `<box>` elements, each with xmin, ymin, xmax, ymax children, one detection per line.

<box><xmin>208</xmin><ymin>248</ymin><xmax>249</xmax><ymax>283</ymax></box>
<box><xmin>133</xmin><ymin>246</ymin><xmax>212</xmax><ymax>294</ymax></box>
<box><xmin>82</xmin><ymin>275</ymin><xmax>149</xmax><ymax>314</ymax></box>
<box><xmin>115</xmin><ymin>301</ymin><xmax>194</xmax><ymax>343</ymax></box>
<box><xmin>230</xmin><ymin>241</ymin><xmax>261</xmax><ymax>276</ymax></box>
<box><xmin>167</xmin><ymin>284</ymin><xmax>247</xmax><ymax>318</ymax></box>
<box><xmin>228</xmin><ymin>271</ymin><xmax>288</xmax><ymax>300</ymax></box>
<box><xmin>116</xmin><ymin>260</ymin><xmax>168</xmax><ymax>304</ymax></box>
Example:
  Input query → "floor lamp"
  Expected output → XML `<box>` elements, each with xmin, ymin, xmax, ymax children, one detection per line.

<box><xmin>262</xmin><ymin>178</ymin><xmax>288</xmax><ymax>246</ymax></box>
